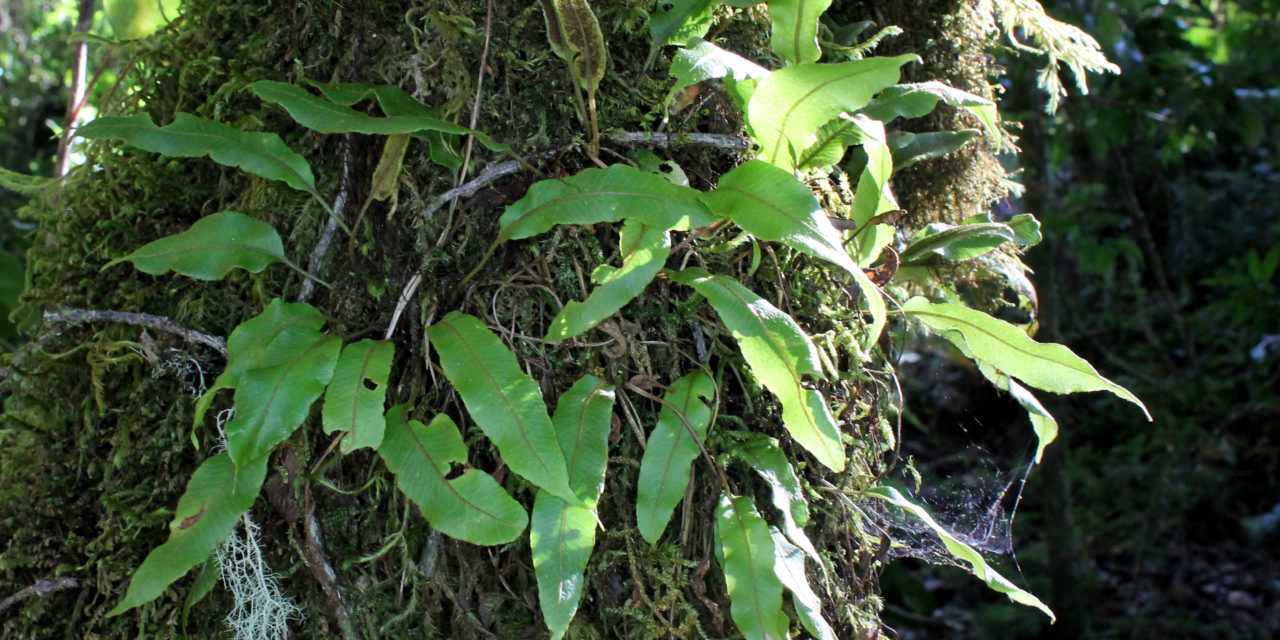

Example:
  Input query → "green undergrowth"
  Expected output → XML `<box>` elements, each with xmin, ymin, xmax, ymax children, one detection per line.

<box><xmin>0</xmin><ymin>1</ymin><xmax>1127</xmax><ymax>638</ymax></box>
<box><xmin>2</xmin><ymin>2</ymin><xmax>887</xmax><ymax>637</ymax></box>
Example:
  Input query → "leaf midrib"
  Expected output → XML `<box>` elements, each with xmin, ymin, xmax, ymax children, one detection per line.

<box><xmin>765</xmin><ymin>65</ymin><xmax>880</xmax><ymax>165</ymax></box>
<box><xmin>438</xmin><ymin>319</ymin><xmax>566</xmax><ymax>496</ymax></box>
<box><xmin>399</xmin><ymin>419</ymin><xmax>516</xmax><ymax>527</ymax></box>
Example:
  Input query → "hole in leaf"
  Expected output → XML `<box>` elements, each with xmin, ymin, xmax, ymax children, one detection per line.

<box><xmin>659</xmin><ymin>162</ymin><xmax>674</xmax><ymax>173</ymax></box>
<box><xmin>443</xmin><ymin>461</ymin><xmax>464</xmax><ymax>481</ymax></box>
<box><xmin>662</xmin><ymin>3</ymin><xmax>674</xmax><ymax>11</ymax></box>
<box><xmin>363</xmin><ymin>378</ymin><xmax>379</xmax><ymax>391</ymax></box>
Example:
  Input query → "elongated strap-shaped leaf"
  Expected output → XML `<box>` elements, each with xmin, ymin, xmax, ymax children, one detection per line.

<box><xmin>224</xmin><ymin>329</ymin><xmax>341</xmax><ymax>465</ymax></box>
<box><xmin>665</xmin><ymin>39</ymin><xmax>770</xmax><ymax>111</ymax></box>
<box><xmin>306</xmin><ymin>81</ymin><xmax>424</xmax><ymax>114</ymax></box>
<box><xmin>1006</xmin><ymin>377</ymin><xmax>1058</xmax><ymax>464</ymax></box>
<box><xmin>767</xmin><ymin>0</ymin><xmax>833</xmax><ymax>64</ymax></box>
<box><xmin>701</xmin><ymin>159</ymin><xmax>856</xmax><ymax>275</ymax></box>
<box><xmin>552</xmin><ymin>375</ymin><xmax>616</xmax><ymax>502</ymax></box>
<box><xmin>902</xmin><ymin>297</ymin><xmax>1150</xmax><ymax>419</ymax></box>
<box><xmin>859</xmin><ymin>81</ymin><xmax>1001</xmax><ymax>145</ymax></box>
<box><xmin>497</xmin><ymin>164</ymin><xmax>718</xmax><ymax>243</ymax></box>
<box><xmin>696</xmin><ymin>159</ymin><xmax>887</xmax><ymax>348</ymax></box>
<box><xmin>428</xmin><ymin>312</ymin><xmax>579</xmax><ymax>505</ymax></box>
<box><xmin>78</xmin><ymin>113</ymin><xmax>317</xmax><ymax>196</ymax></box>
<box><xmin>193</xmin><ymin>299</ymin><xmax>326</xmax><ymax>429</ymax></box>
<box><xmin>770</xmin><ymin>529</ymin><xmax>836</xmax><ymax>640</ymax></box>
<box><xmin>322</xmin><ymin>340</ymin><xmax>395</xmax><ymax>453</ymax></box>
<box><xmin>379</xmin><ymin>407</ymin><xmax>527</xmax><ymax>545</ymax></box>
<box><xmin>725</xmin><ymin>431</ymin><xmax>819</xmax><ymax>563</ymax></box>
<box><xmin>960</xmin><ymin>348</ymin><xmax>1060</xmax><ymax>465</ymax></box>
<box><xmin>546</xmin><ymin>220</ymin><xmax>670</xmax><ymax>342</ymax></box>
<box><xmin>866</xmin><ymin>486</ymin><xmax>1055</xmax><ymax>620</ymax></box>
<box><xmin>845</xmin><ymin>115</ymin><xmax>899</xmax><ymax>228</ymax></box>
<box><xmin>249</xmin><ymin>80</ymin><xmax>467</xmax><ymax>135</ymax></box>
<box><xmin>716</xmin><ymin>494</ymin><xmax>790</xmax><ymax>640</ymax></box>
<box><xmin>248</xmin><ymin>81</ymin><xmax>508</xmax><ymax>154</ymax></box>
<box><xmin>104</xmin><ymin>211</ymin><xmax>286</xmax><ymax>281</ymax></box>
<box><xmin>306</xmin><ymin>81</ymin><xmax>466</xmax><ymax>170</ymax></box>
<box><xmin>745</xmin><ymin>55</ymin><xmax>916</xmax><ymax>169</ymax></box>
<box><xmin>531</xmin><ymin>375</ymin><xmax>615</xmax><ymax>639</ymax></box>
<box><xmin>891</xmin><ymin>129</ymin><xmax>980</xmax><ymax>170</ymax></box>
<box><xmin>531</xmin><ymin>494</ymin><xmax>597</xmax><ymax>640</ymax></box>
<box><xmin>899</xmin><ymin>222</ymin><xmax>1016</xmax><ymax>264</ymax></box>
<box><xmin>108</xmin><ymin>452</ymin><xmax>267</xmax><ymax>615</ymax></box>
<box><xmin>670</xmin><ymin>268</ymin><xmax>846</xmax><ymax>471</ymax></box>
<box><xmin>636</xmin><ymin>370</ymin><xmax>715</xmax><ymax>544</ymax></box>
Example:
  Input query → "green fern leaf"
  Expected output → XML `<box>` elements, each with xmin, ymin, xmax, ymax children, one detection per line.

<box><xmin>636</xmin><ymin>369</ymin><xmax>715</xmax><ymax>544</ymax></box>
<box><xmin>379</xmin><ymin>407</ymin><xmax>527</xmax><ymax>545</ymax></box>
<box><xmin>428</xmin><ymin>312</ymin><xmax>579</xmax><ymax>506</ymax></box>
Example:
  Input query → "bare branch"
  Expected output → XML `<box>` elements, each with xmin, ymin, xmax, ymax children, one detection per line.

<box><xmin>0</xmin><ymin>577</ymin><xmax>79</xmax><ymax>615</ymax></box>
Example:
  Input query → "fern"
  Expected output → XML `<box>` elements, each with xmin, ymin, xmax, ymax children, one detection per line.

<box><xmin>976</xmin><ymin>0</ymin><xmax>1120</xmax><ymax>112</ymax></box>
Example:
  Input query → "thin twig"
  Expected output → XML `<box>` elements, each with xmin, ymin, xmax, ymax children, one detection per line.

<box><xmin>300</xmin><ymin>139</ymin><xmax>355</xmax><ymax>303</ymax></box>
<box><xmin>42</xmin><ymin>308</ymin><xmax>227</xmax><ymax>355</ymax></box>
<box><xmin>54</xmin><ymin>0</ymin><xmax>94</xmax><ymax>178</ymax></box>
<box><xmin>0</xmin><ymin>577</ymin><xmax>79</xmax><ymax>614</ymax></box>
<box><xmin>420</xmin><ymin>131</ymin><xmax>747</xmax><ymax>221</ymax></box>
<box><xmin>303</xmin><ymin>485</ymin><xmax>361</xmax><ymax>640</ymax></box>
<box><xmin>436</xmin><ymin>0</ymin><xmax>496</xmax><ymax>248</ymax></box>
<box><xmin>422</xmin><ymin>146</ymin><xmax>568</xmax><ymax>221</ymax></box>
<box><xmin>605</xmin><ymin>131</ymin><xmax>749</xmax><ymax>152</ymax></box>
<box><xmin>3</xmin><ymin>308</ymin><xmax>228</xmax><ymax>380</ymax></box>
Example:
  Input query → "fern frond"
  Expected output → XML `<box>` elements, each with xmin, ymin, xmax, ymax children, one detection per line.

<box><xmin>976</xmin><ymin>0</ymin><xmax>1120</xmax><ymax>112</ymax></box>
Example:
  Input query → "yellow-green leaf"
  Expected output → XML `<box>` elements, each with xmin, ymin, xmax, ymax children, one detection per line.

<box><xmin>531</xmin><ymin>494</ymin><xmax>597</xmax><ymax>640</ymax></box>
<box><xmin>248</xmin><ymin>81</ymin><xmax>508</xmax><ymax>154</ymax></box>
<box><xmin>322</xmin><ymin>340</ymin><xmax>395</xmax><ymax>454</ymax></box>
<box><xmin>767</xmin><ymin>0</ymin><xmax>833</xmax><ymax>64</ymax></box>
<box><xmin>716</xmin><ymin>494</ymin><xmax>790</xmax><ymax>640</ymax></box>
<box><xmin>902</xmin><ymin>297</ymin><xmax>1150</xmax><ymax>419</ymax></box>
<box><xmin>899</xmin><ymin>222</ymin><xmax>1017</xmax><ymax>264</ymax></box>
<box><xmin>745</xmin><ymin>55</ymin><xmax>916</xmax><ymax>169</ymax></box>
<box><xmin>866</xmin><ymin>486</ymin><xmax>1055</xmax><ymax>620</ymax></box>
<box><xmin>498</xmin><ymin>164</ymin><xmax>718</xmax><ymax>243</ymax></box>
<box><xmin>103</xmin><ymin>211</ymin><xmax>287</xmax><ymax>281</ymax></box>
<box><xmin>531</xmin><ymin>375</ymin><xmax>615</xmax><ymax>639</ymax></box>
<box><xmin>552</xmin><ymin>375</ymin><xmax>616</xmax><ymax>502</ymax></box>
<box><xmin>428</xmin><ymin>312</ymin><xmax>579</xmax><ymax>505</ymax></box>
<box><xmin>664</xmin><ymin>39</ymin><xmax>769</xmax><ymax>112</ymax></box>
<box><xmin>700</xmin><ymin>159</ymin><xmax>855</xmax><ymax>274</ymax></box>
<box><xmin>379</xmin><ymin>407</ymin><xmax>527</xmax><ymax>545</ymax></box>
<box><xmin>670</xmin><ymin>268</ymin><xmax>846</xmax><ymax>471</ymax></box>
<box><xmin>724</xmin><ymin>431</ymin><xmax>819</xmax><ymax>563</ymax></box>
<box><xmin>108</xmin><ymin>452</ymin><xmax>266</xmax><ymax>615</ymax></box>
<box><xmin>104</xmin><ymin>0</ymin><xmax>181</xmax><ymax>40</ymax></box>
<box><xmin>193</xmin><ymin>299</ymin><xmax>326</xmax><ymax>432</ymax></box>
<box><xmin>770</xmin><ymin>528</ymin><xmax>836</xmax><ymax>640</ymax></box>
<box><xmin>636</xmin><ymin>370</ymin><xmax>716</xmax><ymax>544</ymax></box>
<box><xmin>546</xmin><ymin>220</ymin><xmax>670</xmax><ymax>342</ymax></box>
<box><xmin>859</xmin><ymin>81</ymin><xmax>1001</xmax><ymax>145</ymax></box>
<box><xmin>649</xmin><ymin>0</ymin><xmax>716</xmax><ymax>52</ymax></box>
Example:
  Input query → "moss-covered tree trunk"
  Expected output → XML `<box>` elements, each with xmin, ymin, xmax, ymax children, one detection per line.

<box><xmin>1</xmin><ymin>1</ymin><xmax>1012</xmax><ymax>638</ymax></box>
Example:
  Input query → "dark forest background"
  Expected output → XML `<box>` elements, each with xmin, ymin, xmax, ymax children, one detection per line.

<box><xmin>3</xmin><ymin>1</ymin><xmax>1278</xmax><ymax>638</ymax></box>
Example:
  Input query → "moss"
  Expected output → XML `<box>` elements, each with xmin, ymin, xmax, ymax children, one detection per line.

<box><xmin>1</xmin><ymin>1</ymin><xmax>1001</xmax><ymax>637</ymax></box>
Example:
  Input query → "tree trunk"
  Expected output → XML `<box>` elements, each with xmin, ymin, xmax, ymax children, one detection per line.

<box><xmin>0</xmin><ymin>1</ymin><xmax>1009</xmax><ymax>638</ymax></box>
